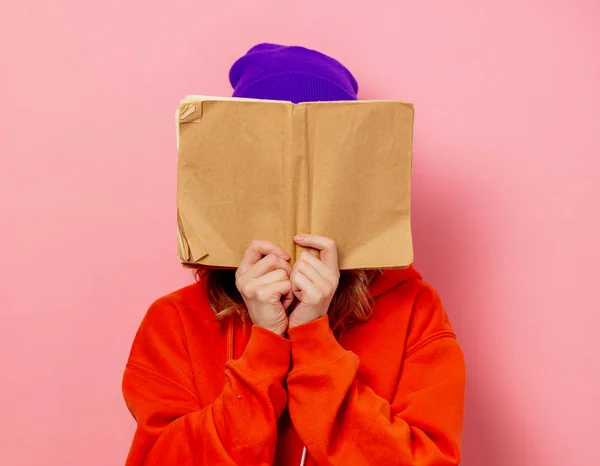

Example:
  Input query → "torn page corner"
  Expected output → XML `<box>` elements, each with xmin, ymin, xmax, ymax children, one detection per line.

<box><xmin>177</xmin><ymin>209</ymin><xmax>209</xmax><ymax>263</ymax></box>
<box><xmin>177</xmin><ymin>225</ymin><xmax>191</xmax><ymax>262</ymax></box>
<box><xmin>178</xmin><ymin>101</ymin><xmax>203</xmax><ymax>123</ymax></box>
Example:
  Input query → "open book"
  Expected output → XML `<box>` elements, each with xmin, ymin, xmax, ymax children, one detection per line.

<box><xmin>176</xmin><ymin>96</ymin><xmax>414</xmax><ymax>270</ymax></box>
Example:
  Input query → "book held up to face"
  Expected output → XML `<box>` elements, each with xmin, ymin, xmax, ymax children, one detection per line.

<box><xmin>176</xmin><ymin>96</ymin><xmax>414</xmax><ymax>270</ymax></box>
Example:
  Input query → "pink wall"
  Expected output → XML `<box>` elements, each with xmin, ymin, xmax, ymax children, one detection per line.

<box><xmin>1</xmin><ymin>1</ymin><xmax>599</xmax><ymax>465</ymax></box>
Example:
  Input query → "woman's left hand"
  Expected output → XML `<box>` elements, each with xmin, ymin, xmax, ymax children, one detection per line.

<box><xmin>288</xmin><ymin>235</ymin><xmax>340</xmax><ymax>329</ymax></box>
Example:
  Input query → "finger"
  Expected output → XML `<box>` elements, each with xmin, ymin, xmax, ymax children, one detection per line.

<box><xmin>270</xmin><ymin>280</ymin><xmax>294</xmax><ymax>310</ymax></box>
<box><xmin>282</xmin><ymin>289</ymin><xmax>295</xmax><ymax>310</ymax></box>
<box><xmin>298</xmin><ymin>251</ymin><xmax>339</xmax><ymax>282</ymax></box>
<box><xmin>293</xmin><ymin>235</ymin><xmax>338</xmax><ymax>270</ymax></box>
<box><xmin>261</xmin><ymin>280</ymin><xmax>292</xmax><ymax>303</ymax></box>
<box><xmin>294</xmin><ymin>260</ymin><xmax>335</xmax><ymax>299</ymax></box>
<box><xmin>291</xmin><ymin>269</ymin><xmax>319</xmax><ymax>296</ymax></box>
<box><xmin>253</xmin><ymin>268</ymin><xmax>289</xmax><ymax>286</ymax></box>
<box><xmin>247</xmin><ymin>254</ymin><xmax>292</xmax><ymax>279</ymax></box>
<box><xmin>239</xmin><ymin>240</ymin><xmax>290</xmax><ymax>272</ymax></box>
<box><xmin>294</xmin><ymin>258</ymin><xmax>325</xmax><ymax>285</ymax></box>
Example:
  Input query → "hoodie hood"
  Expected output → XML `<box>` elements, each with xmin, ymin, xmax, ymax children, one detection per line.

<box><xmin>368</xmin><ymin>265</ymin><xmax>422</xmax><ymax>298</ymax></box>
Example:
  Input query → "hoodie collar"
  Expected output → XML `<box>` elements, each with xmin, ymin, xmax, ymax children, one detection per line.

<box><xmin>368</xmin><ymin>265</ymin><xmax>422</xmax><ymax>298</ymax></box>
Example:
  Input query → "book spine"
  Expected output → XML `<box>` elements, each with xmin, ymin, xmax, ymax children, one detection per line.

<box><xmin>287</xmin><ymin>105</ymin><xmax>310</xmax><ymax>264</ymax></box>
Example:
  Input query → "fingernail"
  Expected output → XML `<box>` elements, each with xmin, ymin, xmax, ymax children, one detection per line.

<box><xmin>294</xmin><ymin>235</ymin><xmax>304</xmax><ymax>241</ymax></box>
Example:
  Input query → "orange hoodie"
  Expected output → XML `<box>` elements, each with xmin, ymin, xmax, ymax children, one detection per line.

<box><xmin>123</xmin><ymin>266</ymin><xmax>466</xmax><ymax>465</ymax></box>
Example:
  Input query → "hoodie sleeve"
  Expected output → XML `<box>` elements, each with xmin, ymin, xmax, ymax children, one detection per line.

<box><xmin>286</xmin><ymin>286</ymin><xmax>466</xmax><ymax>466</ymax></box>
<box><xmin>122</xmin><ymin>296</ymin><xmax>291</xmax><ymax>466</ymax></box>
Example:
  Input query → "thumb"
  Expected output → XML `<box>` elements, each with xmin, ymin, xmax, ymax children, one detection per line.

<box><xmin>282</xmin><ymin>290</ymin><xmax>294</xmax><ymax>310</ymax></box>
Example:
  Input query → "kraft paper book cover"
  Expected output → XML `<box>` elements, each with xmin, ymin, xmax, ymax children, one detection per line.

<box><xmin>176</xmin><ymin>96</ymin><xmax>414</xmax><ymax>270</ymax></box>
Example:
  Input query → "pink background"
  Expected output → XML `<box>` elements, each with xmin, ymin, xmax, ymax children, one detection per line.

<box><xmin>1</xmin><ymin>1</ymin><xmax>599</xmax><ymax>465</ymax></box>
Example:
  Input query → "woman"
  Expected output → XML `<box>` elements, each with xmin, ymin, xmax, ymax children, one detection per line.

<box><xmin>123</xmin><ymin>44</ymin><xmax>466</xmax><ymax>466</ymax></box>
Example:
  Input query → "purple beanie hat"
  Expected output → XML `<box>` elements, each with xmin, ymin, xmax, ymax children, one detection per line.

<box><xmin>229</xmin><ymin>43</ymin><xmax>358</xmax><ymax>103</ymax></box>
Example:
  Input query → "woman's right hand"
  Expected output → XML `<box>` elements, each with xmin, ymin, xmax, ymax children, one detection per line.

<box><xmin>235</xmin><ymin>240</ymin><xmax>294</xmax><ymax>336</ymax></box>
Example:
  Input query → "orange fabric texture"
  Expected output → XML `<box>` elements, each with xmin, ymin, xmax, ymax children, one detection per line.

<box><xmin>123</xmin><ymin>266</ymin><xmax>466</xmax><ymax>465</ymax></box>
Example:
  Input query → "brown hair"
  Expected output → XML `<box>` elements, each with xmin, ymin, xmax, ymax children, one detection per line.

<box><xmin>194</xmin><ymin>267</ymin><xmax>379</xmax><ymax>333</ymax></box>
